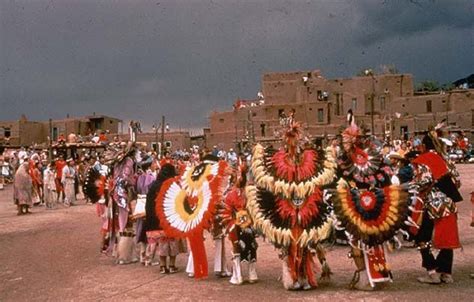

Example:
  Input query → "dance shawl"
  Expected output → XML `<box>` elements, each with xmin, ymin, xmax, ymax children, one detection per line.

<box><xmin>156</xmin><ymin>160</ymin><xmax>230</xmax><ymax>278</ymax></box>
<box><xmin>247</xmin><ymin>143</ymin><xmax>336</xmax><ymax>287</ymax></box>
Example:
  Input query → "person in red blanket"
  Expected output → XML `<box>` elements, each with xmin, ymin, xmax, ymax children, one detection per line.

<box><xmin>471</xmin><ymin>191</ymin><xmax>474</xmax><ymax>279</ymax></box>
<box><xmin>411</xmin><ymin>128</ymin><xmax>463</xmax><ymax>284</ymax></box>
<box><xmin>55</xmin><ymin>155</ymin><xmax>66</xmax><ymax>203</ymax></box>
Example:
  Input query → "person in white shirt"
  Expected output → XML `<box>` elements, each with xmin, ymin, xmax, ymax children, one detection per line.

<box><xmin>43</xmin><ymin>163</ymin><xmax>57</xmax><ymax>209</ymax></box>
<box><xmin>18</xmin><ymin>148</ymin><xmax>28</xmax><ymax>165</ymax></box>
<box><xmin>62</xmin><ymin>159</ymin><xmax>76</xmax><ymax>206</ymax></box>
<box><xmin>227</xmin><ymin>148</ymin><xmax>238</xmax><ymax>166</ymax></box>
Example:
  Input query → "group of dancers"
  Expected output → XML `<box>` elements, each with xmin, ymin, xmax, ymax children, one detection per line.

<box><xmin>83</xmin><ymin>109</ymin><xmax>464</xmax><ymax>290</ymax></box>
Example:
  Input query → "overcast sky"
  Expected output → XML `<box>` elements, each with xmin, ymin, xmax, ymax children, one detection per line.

<box><xmin>1</xmin><ymin>0</ymin><xmax>472</xmax><ymax>131</ymax></box>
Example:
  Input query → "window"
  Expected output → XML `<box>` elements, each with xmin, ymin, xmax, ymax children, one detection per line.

<box><xmin>365</xmin><ymin>95</ymin><xmax>371</xmax><ymax>115</ymax></box>
<box><xmin>3</xmin><ymin>127</ymin><xmax>11</xmax><ymax>138</ymax></box>
<box><xmin>328</xmin><ymin>103</ymin><xmax>332</xmax><ymax>124</ymax></box>
<box><xmin>379</xmin><ymin>96</ymin><xmax>386</xmax><ymax>111</ymax></box>
<box><xmin>426</xmin><ymin>100</ymin><xmax>432</xmax><ymax>113</ymax></box>
<box><xmin>317</xmin><ymin>90</ymin><xmax>322</xmax><ymax>100</ymax></box>
<box><xmin>260</xmin><ymin>124</ymin><xmax>266</xmax><ymax>137</ymax></box>
<box><xmin>252</xmin><ymin>112</ymin><xmax>257</xmax><ymax>117</ymax></box>
<box><xmin>278</xmin><ymin>109</ymin><xmax>284</xmax><ymax>118</ymax></box>
<box><xmin>219</xmin><ymin>118</ymin><xmax>224</xmax><ymax>123</ymax></box>
<box><xmin>335</xmin><ymin>93</ymin><xmax>344</xmax><ymax>115</ymax></box>
<box><xmin>52</xmin><ymin>127</ymin><xmax>58</xmax><ymax>141</ymax></box>
<box><xmin>352</xmin><ymin>98</ymin><xmax>357</xmax><ymax>111</ymax></box>
<box><xmin>317</xmin><ymin>109</ymin><xmax>324</xmax><ymax>123</ymax></box>
<box><xmin>94</xmin><ymin>120</ymin><xmax>102</xmax><ymax>130</ymax></box>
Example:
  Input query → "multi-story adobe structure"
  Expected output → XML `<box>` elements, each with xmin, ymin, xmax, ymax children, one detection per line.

<box><xmin>207</xmin><ymin>70</ymin><xmax>474</xmax><ymax>150</ymax></box>
<box><xmin>112</xmin><ymin>131</ymin><xmax>192</xmax><ymax>152</ymax></box>
<box><xmin>0</xmin><ymin>114</ymin><xmax>122</xmax><ymax>147</ymax></box>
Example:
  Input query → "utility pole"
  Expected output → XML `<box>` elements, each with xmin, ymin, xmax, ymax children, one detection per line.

<box><xmin>371</xmin><ymin>89</ymin><xmax>375</xmax><ymax>136</ymax></box>
<box><xmin>365</xmin><ymin>69</ymin><xmax>376</xmax><ymax>136</ymax></box>
<box><xmin>161</xmin><ymin>115</ymin><xmax>165</xmax><ymax>157</ymax></box>
<box><xmin>446</xmin><ymin>91</ymin><xmax>450</xmax><ymax>125</ymax></box>
<box><xmin>48</xmin><ymin>118</ymin><xmax>52</xmax><ymax>161</ymax></box>
<box><xmin>152</xmin><ymin>122</ymin><xmax>159</xmax><ymax>153</ymax></box>
<box><xmin>234</xmin><ymin>124</ymin><xmax>239</xmax><ymax>152</ymax></box>
<box><xmin>248</xmin><ymin>110</ymin><xmax>255</xmax><ymax>144</ymax></box>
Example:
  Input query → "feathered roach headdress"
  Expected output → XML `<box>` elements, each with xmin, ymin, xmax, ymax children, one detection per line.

<box><xmin>103</xmin><ymin>142</ymin><xmax>139</xmax><ymax>166</ymax></box>
<box><xmin>423</xmin><ymin>119</ymin><xmax>447</xmax><ymax>156</ymax></box>
<box><xmin>278</xmin><ymin>110</ymin><xmax>303</xmax><ymax>157</ymax></box>
<box><xmin>342</xmin><ymin>109</ymin><xmax>359</xmax><ymax>148</ymax></box>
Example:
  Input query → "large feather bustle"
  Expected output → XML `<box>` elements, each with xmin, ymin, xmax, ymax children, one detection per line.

<box><xmin>217</xmin><ymin>187</ymin><xmax>248</xmax><ymax>232</ymax></box>
<box><xmin>331</xmin><ymin>182</ymin><xmax>411</xmax><ymax>246</ymax></box>
<box><xmin>251</xmin><ymin>144</ymin><xmax>336</xmax><ymax>200</ymax></box>
<box><xmin>83</xmin><ymin>167</ymin><xmax>106</xmax><ymax>203</ymax></box>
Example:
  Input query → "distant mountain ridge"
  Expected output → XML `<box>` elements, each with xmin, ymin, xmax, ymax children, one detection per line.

<box><xmin>453</xmin><ymin>73</ymin><xmax>474</xmax><ymax>88</ymax></box>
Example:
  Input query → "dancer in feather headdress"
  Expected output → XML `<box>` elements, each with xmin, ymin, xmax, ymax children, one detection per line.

<box><xmin>247</xmin><ymin>109</ymin><xmax>337</xmax><ymax>290</ymax></box>
<box><xmin>91</xmin><ymin>141</ymin><xmax>146</xmax><ymax>264</ymax></box>
<box><xmin>329</xmin><ymin>110</ymin><xmax>413</xmax><ymax>290</ymax></box>
<box><xmin>217</xmin><ymin>161</ymin><xmax>258</xmax><ymax>285</ymax></box>
<box><xmin>156</xmin><ymin>153</ymin><xmax>230</xmax><ymax>279</ymax></box>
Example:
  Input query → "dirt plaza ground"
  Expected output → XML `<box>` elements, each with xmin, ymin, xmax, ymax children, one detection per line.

<box><xmin>0</xmin><ymin>165</ymin><xmax>473</xmax><ymax>301</ymax></box>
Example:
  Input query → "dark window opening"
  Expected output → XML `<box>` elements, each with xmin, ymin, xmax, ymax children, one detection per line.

<box><xmin>380</xmin><ymin>96</ymin><xmax>386</xmax><ymax>111</ymax></box>
<box><xmin>260</xmin><ymin>124</ymin><xmax>266</xmax><ymax>137</ymax></box>
<box><xmin>252</xmin><ymin>112</ymin><xmax>257</xmax><ymax>117</ymax></box>
<box><xmin>52</xmin><ymin>127</ymin><xmax>58</xmax><ymax>141</ymax></box>
<box><xmin>426</xmin><ymin>100</ymin><xmax>432</xmax><ymax>113</ymax></box>
<box><xmin>317</xmin><ymin>108</ymin><xmax>324</xmax><ymax>123</ymax></box>
<box><xmin>400</xmin><ymin>126</ymin><xmax>408</xmax><ymax>141</ymax></box>
<box><xmin>94</xmin><ymin>120</ymin><xmax>103</xmax><ymax>130</ymax></box>
<box><xmin>278</xmin><ymin>109</ymin><xmax>284</xmax><ymax>118</ymax></box>
<box><xmin>328</xmin><ymin>103</ymin><xmax>332</xmax><ymax>124</ymax></box>
<box><xmin>365</xmin><ymin>95</ymin><xmax>371</xmax><ymax>115</ymax></box>
<box><xmin>4</xmin><ymin>127</ymin><xmax>11</xmax><ymax>138</ymax></box>
<box><xmin>219</xmin><ymin>118</ymin><xmax>224</xmax><ymax>123</ymax></box>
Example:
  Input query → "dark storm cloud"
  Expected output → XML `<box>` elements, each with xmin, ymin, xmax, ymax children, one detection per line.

<box><xmin>354</xmin><ymin>0</ymin><xmax>474</xmax><ymax>45</ymax></box>
<box><xmin>0</xmin><ymin>0</ymin><xmax>472</xmax><ymax>130</ymax></box>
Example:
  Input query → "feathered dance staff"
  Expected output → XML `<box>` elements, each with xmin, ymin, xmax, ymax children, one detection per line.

<box><xmin>247</xmin><ymin>110</ymin><xmax>337</xmax><ymax>290</ymax></box>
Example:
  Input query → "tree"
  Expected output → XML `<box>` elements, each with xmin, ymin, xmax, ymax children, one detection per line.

<box><xmin>416</xmin><ymin>80</ymin><xmax>441</xmax><ymax>92</ymax></box>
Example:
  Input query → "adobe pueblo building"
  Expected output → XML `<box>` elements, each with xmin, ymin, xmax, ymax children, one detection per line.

<box><xmin>208</xmin><ymin>70</ymin><xmax>474</xmax><ymax>150</ymax></box>
<box><xmin>0</xmin><ymin>114</ymin><xmax>122</xmax><ymax>147</ymax></box>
